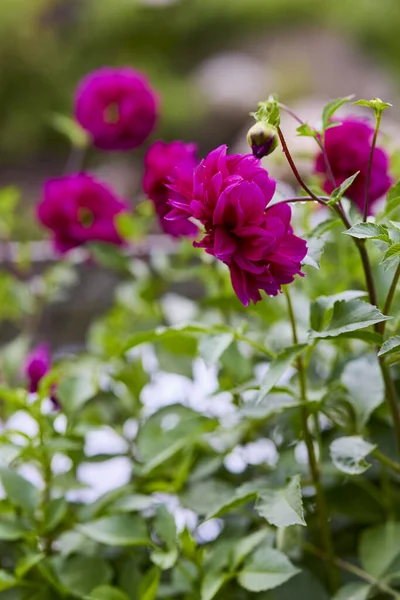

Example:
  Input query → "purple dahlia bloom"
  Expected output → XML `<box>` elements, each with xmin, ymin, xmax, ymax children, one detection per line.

<box><xmin>315</xmin><ymin>117</ymin><xmax>392</xmax><ymax>214</ymax></box>
<box><xmin>168</xmin><ymin>145</ymin><xmax>307</xmax><ymax>306</ymax></box>
<box><xmin>37</xmin><ymin>173</ymin><xmax>128</xmax><ymax>254</ymax></box>
<box><xmin>143</xmin><ymin>140</ymin><xmax>198</xmax><ymax>237</ymax></box>
<box><xmin>74</xmin><ymin>67</ymin><xmax>158</xmax><ymax>151</ymax></box>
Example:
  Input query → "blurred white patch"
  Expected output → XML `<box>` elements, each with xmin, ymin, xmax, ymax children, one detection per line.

<box><xmin>243</xmin><ymin>439</ymin><xmax>279</xmax><ymax>467</ymax></box>
<box><xmin>141</xmin><ymin>372</ymin><xmax>192</xmax><ymax>415</ymax></box>
<box><xmin>254</xmin><ymin>362</ymin><xmax>296</xmax><ymax>387</ymax></box>
<box><xmin>18</xmin><ymin>464</ymin><xmax>44</xmax><ymax>490</ymax></box>
<box><xmin>5</xmin><ymin>411</ymin><xmax>39</xmax><ymax>441</ymax></box>
<box><xmin>85</xmin><ymin>426</ymin><xmax>129</xmax><ymax>457</ymax></box>
<box><xmin>196</xmin><ymin>519</ymin><xmax>224</xmax><ymax>543</ymax></box>
<box><xmin>161</xmin><ymin>413</ymin><xmax>181</xmax><ymax>431</ymax></box>
<box><xmin>51</xmin><ymin>453</ymin><xmax>73</xmax><ymax>475</ymax></box>
<box><xmin>123</xmin><ymin>418</ymin><xmax>139</xmax><ymax>440</ymax></box>
<box><xmin>53</xmin><ymin>414</ymin><xmax>67</xmax><ymax>434</ymax></box>
<box><xmin>152</xmin><ymin>493</ymin><xmax>198</xmax><ymax>532</ymax></box>
<box><xmin>224</xmin><ymin>446</ymin><xmax>247</xmax><ymax>474</ymax></box>
<box><xmin>161</xmin><ymin>294</ymin><xmax>198</xmax><ymax>325</ymax></box>
<box><xmin>295</xmin><ymin>440</ymin><xmax>320</xmax><ymax>465</ymax></box>
<box><xmin>70</xmin><ymin>456</ymin><xmax>132</xmax><ymax>503</ymax></box>
<box><xmin>194</xmin><ymin>52</ymin><xmax>272</xmax><ymax>110</ymax></box>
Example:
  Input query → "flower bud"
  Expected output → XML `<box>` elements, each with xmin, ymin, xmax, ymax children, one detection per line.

<box><xmin>247</xmin><ymin>122</ymin><xmax>278</xmax><ymax>159</ymax></box>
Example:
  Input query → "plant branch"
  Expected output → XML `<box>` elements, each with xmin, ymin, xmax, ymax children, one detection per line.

<box><xmin>383</xmin><ymin>262</ymin><xmax>400</xmax><ymax>328</ymax></box>
<box><xmin>284</xmin><ymin>287</ymin><xmax>338</xmax><ymax>593</ymax></box>
<box><xmin>363</xmin><ymin>111</ymin><xmax>382</xmax><ymax>221</ymax></box>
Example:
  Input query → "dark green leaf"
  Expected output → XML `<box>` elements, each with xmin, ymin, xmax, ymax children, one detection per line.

<box><xmin>360</xmin><ymin>522</ymin><xmax>400</xmax><ymax>579</ymax></box>
<box><xmin>310</xmin><ymin>299</ymin><xmax>390</xmax><ymax>339</ymax></box>
<box><xmin>150</xmin><ymin>548</ymin><xmax>178</xmax><ymax>570</ymax></box>
<box><xmin>380</xmin><ymin>242</ymin><xmax>400</xmax><ymax>270</ymax></box>
<box><xmin>341</xmin><ymin>355</ymin><xmax>384</xmax><ymax>429</ymax></box>
<box><xmin>43</xmin><ymin>497</ymin><xmax>68</xmax><ymax>533</ymax></box>
<box><xmin>89</xmin><ymin>586</ymin><xmax>130</xmax><ymax>600</ymax></box>
<box><xmin>344</xmin><ymin>222</ymin><xmax>391</xmax><ymax>243</ymax></box>
<box><xmin>0</xmin><ymin>520</ymin><xmax>28</xmax><ymax>541</ymax></box>
<box><xmin>154</xmin><ymin>505</ymin><xmax>176</xmax><ymax>548</ymax></box>
<box><xmin>378</xmin><ymin>335</ymin><xmax>400</xmax><ymax>357</ymax></box>
<box><xmin>54</xmin><ymin>555</ymin><xmax>112</xmax><ymax>597</ymax></box>
<box><xmin>138</xmin><ymin>566</ymin><xmax>161</xmax><ymax>600</ymax></box>
<box><xmin>15</xmin><ymin>553</ymin><xmax>44</xmax><ymax>578</ymax></box>
<box><xmin>201</xmin><ymin>572</ymin><xmax>230</xmax><ymax>600</ymax></box>
<box><xmin>333</xmin><ymin>583</ymin><xmax>371</xmax><ymax>600</ymax></box>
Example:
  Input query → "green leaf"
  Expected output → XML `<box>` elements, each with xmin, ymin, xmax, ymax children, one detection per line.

<box><xmin>328</xmin><ymin>172</ymin><xmax>360</xmax><ymax>206</ymax></box>
<box><xmin>115</xmin><ymin>213</ymin><xmax>143</xmax><ymax>242</ymax></box>
<box><xmin>54</xmin><ymin>555</ymin><xmax>112</xmax><ymax>597</ymax></box>
<box><xmin>360</xmin><ymin>522</ymin><xmax>400</xmax><ymax>579</ymax></box>
<box><xmin>241</xmin><ymin>391</ymin><xmax>299</xmax><ymax>420</ymax></box>
<box><xmin>154</xmin><ymin>505</ymin><xmax>177</xmax><ymax>548</ymax></box>
<box><xmin>296</xmin><ymin>123</ymin><xmax>317</xmax><ymax>138</ymax></box>
<box><xmin>198</xmin><ymin>333</ymin><xmax>233</xmax><ymax>366</ymax></box>
<box><xmin>43</xmin><ymin>497</ymin><xmax>68</xmax><ymax>533</ymax></box>
<box><xmin>344</xmin><ymin>222</ymin><xmax>391</xmax><ymax>243</ymax></box>
<box><xmin>380</xmin><ymin>242</ymin><xmax>400</xmax><ymax>270</ymax></box>
<box><xmin>78</xmin><ymin>514</ymin><xmax>150</xmax><ymax>546</ymax></box>
<box><xmin>380</xmin><ymin>181</ymin><xmax>400</xmax><ymax>219</ymax></box>
<box><xmin>310</xmin><ymin>291</ymin><xmax>367</xmax><ymax>332</ymax></box>
<box><xmin>302</xmin><ymin>236</ymin><xmax>325</xmax><ymax>270</ymax></box>
<box><xmin>330</xmin><ymin>436</ymin><xmax>376</xmax><ymax>475</ymax></box>
<box><xmin>205</xmin><ymin>488</ymin><xmax>257</xmax><ymax>520</ymax></box>
<box><xmin>138</xmin><ymin>566</ymin><xmax>161</xmax><ymax>600</ymax></box>
<box><xmin>256</xmin><ymin>344</ymin><xmax>307</xmax><ymax>403</ymax></box>
<box><xmin>15</xmin><ymin>553</ymin><xmax>44</xmax><ymax>578</ymax></box>
<box><xmin>333</xmin><ymin>583</ymin><xmax>371</xmax><ymax>600</ymax></box>
<box><xmin>0</xmin><ymin>520</ymin><xmax>27</xmax><ymax>541</ymax></box>
<box><xmin>230</xmin><ymin>530</ymin><xmax>273</xmax><ymax>570</ymax></box>
<box><xmin>378</xmin><ymin>335</ymin><xmax>400</xmax><ymax>357</ymax></box>
<box><xmin>310</xmin><ymin>299</ymin><xmax>391</xmax><ymax>339</ymax></box>
<box><xmin>57</xmin><ymin>367</ymin><xmax>98</xmax><ymax>413</ymax></box>
<box><xmin>322</xmin><ymin>95</ymin><xmax>355</xmax><ymax>130</ymax></box>
<box><xmin>341</xmin><ymin>355</ymin><xmax>384</xmax><ymax>429</ymax></box>
<box><xmin>238</xmin><ymin>546</ymin><xmax>300</xmax><ymax>592</ymax></box>
<box><xmin>89</xmin><ymin>585</ymin><xmax>130</xmax><ymax>600</ymax></box>
<box><xmin>201</xmin><ymin>572</ymin><xmax>230</xmax><ymax>600</ymax></box>
<box><xmin>353</xmin><ymin>97</ymin><xmax>392</xmax><ymax>113</ymax></box>
<box><xmin>50</xmin><ymin>113</ymin><xmax>89</xmax><ymax>148</ymax></box>
<box><xmin>0</xmin><ymin>571</ymin><xmax>18</xmax><ymax>592</ymax></box>
<box><xmin>255</xmin><ymin>475</ymin><xmax>306</xmax><ymax>527</ymax></box>
<box><xmin>113</xmin><ymin>494</ymin><xmax>154</xmax><ymax>513</ymax></box>
<box><xmin>181</xmin><ymin>479</ymin><xmax>236</xmax><ymax>515</ymax></box>
<box><xmin>150</xmin><ymin>548</ymin><xmax>178</xmax><ymax>570</ymax></box>
<box><xmin>0</xmin><ymin>468</ymin><xmax>39</xmax><ymax>515</ymax></box>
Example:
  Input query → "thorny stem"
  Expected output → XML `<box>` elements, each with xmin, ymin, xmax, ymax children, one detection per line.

<box><xmin>283</xmin><ymin>287</ymin><xmax>338</xmax><ymax>593</ymax></box>
<box><xmin>304</xmin><ymin>543</ymin><xmax>400</xmax><ymax>599</ymax></box>
<box><xmin>363</xmin><ymin>111</ymin><xmax>382</xmax><ymax>221</ymax></box>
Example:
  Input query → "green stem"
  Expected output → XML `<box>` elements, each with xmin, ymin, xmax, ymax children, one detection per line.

<box><xmin>37</xmin><ymin>410</ymin><xmax>52</xmax><ymax>554</ymax></box>
<box><xmin>304</xmin><ymin>543</ymin><xmax>400</xmax><ymax>599</ymax></box>
<box><xmin>378</xmin><ymin>357</ymin><xmax>400</xmax><ymax>454</ymax></box>
<box><xmin>373</xmin><ymin>448</ymin><xmax>400</xmax><ymax>474</ymax></box>
<box><xmin>283</xmin><ymin>287</ymin><xmax>338</xmax><ymax>593</ymax></box>
<box><xmin>363</xmin><ymin>111</ymin><xmax>382</xmax><ymax>221</ymax></box>
<box><xmin>383</xmin><ymin>261</ymin><xmax>400</xmax><ymax>327</ymax></box>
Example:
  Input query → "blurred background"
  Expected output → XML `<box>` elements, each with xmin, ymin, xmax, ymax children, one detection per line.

<box><xmin>1</xmin><ymin>0</ymin><xmax>400</xmax><ymax>347</ymax></box>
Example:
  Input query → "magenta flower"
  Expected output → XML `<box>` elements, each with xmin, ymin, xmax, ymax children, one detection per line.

<box><xmin>315</xmin><ymin>118</ymin><xmax>392</xmax><ymax>214</ymax></box>
<box><xmin>143</xmin><ymin>140</ymin><xmax>198</xmax><ymax>237</ymax></box>
<box><xmin>24</xmin><ymin>344</ymin><xmax>59</xmax><ymax>408</ymax></box>
<box><xmin>37</xmin><ymin>174</ymin><xmax>128</xmax><ymax>254</ymax></box>
<box><xmin>25</xmin><ymin>344</ymin><xmax>51</xmax><ymax>394</ymax></box>
<box><xmin>74</xmin><ymin>67</ymin><xmax>158</xmax><ymax>151</ymax></box>
<box><xmin>168</xmin><ymin>145</ymin><xmax>307</xmax><ymax>306</ymax></box>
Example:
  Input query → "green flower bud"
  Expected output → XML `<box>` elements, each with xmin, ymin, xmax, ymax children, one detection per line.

<box><xmin>247</xmin><ymin>122</ymin><xmax>278</xmax><ymax>159</ymax></box>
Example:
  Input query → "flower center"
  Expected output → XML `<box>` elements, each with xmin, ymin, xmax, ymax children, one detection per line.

<box><xmin>78</xmin><ymin>207</ymin><xmax>94</xmax><ymax>228</ymax></box>
<box><xmin>104</xmin><ymin>102</ymin><xmax>120</xmax><ymax>124</ymax></box>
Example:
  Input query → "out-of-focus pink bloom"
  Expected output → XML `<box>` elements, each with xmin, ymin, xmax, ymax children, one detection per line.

<box><xmin>143</xmin><ymin>140</ymin><xmax>198</xmax><ymax>237</ymax></box>
<box><xmin>74</xmin><ymin>67</ymin><xmax>158</xmax><ymax>151</ymax></box>
<box><xmin>25</xmin><ymin>344</ymin><xmax>51</xmax><ymax>394</ymax></box>
<box><xmin>37</xmin><ymin>174</ymin><xmax>128</xmax><ymax>254</ymax></box>
<box><xmin>315</xmin><ymin>117</ymin><xmax>392</xmax><ymax>214</ymax></box>
<box><xmin>168</xmin><ymin>145</ymin><xmax>307</xmax><ymax>306</ymax></box>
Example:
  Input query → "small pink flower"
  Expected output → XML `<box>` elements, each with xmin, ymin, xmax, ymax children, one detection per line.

<box><xmin>143</xmin><ymin>140</ymin><xmax>198</xmax><ymax>237</ymax></box>
<box><xmin>168</xmin><ymin>145</ymin><xmax>307</xmax><ymax>306</ymax></box>
<box><xmin>74</xmin><ymin>67</ymin><xmax>158</xmax><ymax>151</ymax></box>
<box><xmin>37</xmin><ymin>173</ymin><xmax>128</xmax><ymax>253</ymax></box>
<box><xmin>315</xmin><ymin>117</ymin><xmax>392</xmax><ymax>214</ymax></box>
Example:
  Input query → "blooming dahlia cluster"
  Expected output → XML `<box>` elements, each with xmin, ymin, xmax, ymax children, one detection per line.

<box><xmin>167</xmin><ymin>145</ymin><xmax>307</xmax><ymax>306</ymax></box>
<box><xmin>315</xmin><ymin>117</ymin><xmax>392</xmax><ymax>214</ymax></box>
<box><xmin>75</xmin><ymin>67</ymin><xmax>158</xmax><ymax>151</ymax></box>
<box><xmin>37</xmin><ymin>174</ymin><xmax>128</xmax><ymax>253</ymax></box>
<box><xmin>143</xmin><ymin>140</ymin><xmax>198</xmax><ymax>237</ymax></box>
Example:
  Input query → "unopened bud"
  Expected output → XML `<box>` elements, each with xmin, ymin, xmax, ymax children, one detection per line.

<box><xmin>247</xmin><ymin>122</ymin><xmax>278</xmax><ymax>159</ymax></box>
